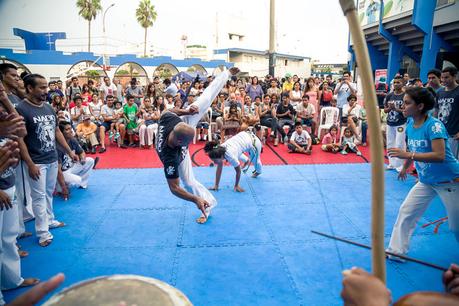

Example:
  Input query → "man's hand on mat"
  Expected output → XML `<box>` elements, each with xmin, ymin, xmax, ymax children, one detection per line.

<box><xmin>341</xmin><ymin>267</ymin><xmax>391</xmax><ymax>306</ymax></box>
<box><xmin>229</xmin><ymin>67</ymin><xmax>240</xmax><ymax>75</ymax></box>
<box><xmin>209</xmin><ymin>185</ymin><xmax>219</xmax><ymax>191</ymax></box>
<box><xmin>194</xmin><ymin>197</ymin><xmax>209</xmax><ymax>220</ymax></box>
<box><xmin>9</xmin><ymin>273</ymin><xmax>65</xmax><ymax>306</ymax></box>
<box><xmin>443</xmin><ymin>263</ymin><xmax>459</xmax><ymax>295</ymax></box>
<box><xmin>234</xmin><ymin>185</ymin><xmax>245</xmax><ymax>193</ymax></box>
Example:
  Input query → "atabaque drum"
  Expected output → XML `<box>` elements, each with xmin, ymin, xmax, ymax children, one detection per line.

<box><xmin>43</xmin><ymin>275</ymin><xmax>192</xmax><ymax>306</ymax></box>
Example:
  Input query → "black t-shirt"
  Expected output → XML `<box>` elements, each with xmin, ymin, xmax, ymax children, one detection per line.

<box><xmin>16</xmin><ymin>100</ymin><xmax>58</xmax><ymax>164</ymax></box>
<box><xmin>156</xmin><ymin>112</ymin><xmax>187</xmax><ymax>179</ymax></box>
<box><xmin>7</xmin><ymin>93</ymin><xmax>22</xmax><ymax>108</ymax></box>
<box><xmin>276</xmin><ymin>103</ymin><xmax>295</xmax><ymax>119</ymax></box>
<box><xmin>384</xmin><ymin>92</ymin><xmax>406</xmax><ymax>126</ymax></box>
<box><xmin>58</xmin><ymin>138</ymin><xmax>83</xmax><ymax>171</ymax></box>
<box><xmin>0</xmin><ymin>137</ymin><xmax>15</xmax><ymax>190</ymax></box>
<box><xmin>375</xmin><ymin>83</ymin><xmax>388</xmax><ymax>109</ymax></box>
<box><xmin>436</xmin><ymin>86</ymin><xmax>459</xmax><ymax>136</ymax></box>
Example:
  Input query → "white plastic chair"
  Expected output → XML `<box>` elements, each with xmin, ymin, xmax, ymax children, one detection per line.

<box><xmin>317</xmin><ymin>107</ymin><xmax>340</xmax><ymax>140</ymax></box>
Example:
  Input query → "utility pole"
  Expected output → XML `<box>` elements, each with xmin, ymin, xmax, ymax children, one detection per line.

<box><xmin>268</xmin><ymin>0</ymin><xmax>275</xmax><ymax>77</ymax></box>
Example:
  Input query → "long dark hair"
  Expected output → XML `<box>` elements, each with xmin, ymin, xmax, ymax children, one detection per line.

<box><xmin>204</xmin><ymin>141</ymin><xmax>226</xmax><ymax>159</ymax></box>
<box><xmin>153</xmin><ymin>96</ymin><xmax>165</xmax><ymax>112</ymax></box>
<box><xmin>404</xmin><ymin>87</ymin><xmax>436</xmax><ymax>114</ymax></box>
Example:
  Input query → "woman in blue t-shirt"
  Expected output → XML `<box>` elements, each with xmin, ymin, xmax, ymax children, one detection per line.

<box><xmin>387</xmin><ymin>87</ymin><xmax>459</xmax><ymax>258</ymax></box>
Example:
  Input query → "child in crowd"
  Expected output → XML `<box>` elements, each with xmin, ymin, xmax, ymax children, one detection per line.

<box><xmin>321</xmin><ymin>125</ymin><xmax>340</xmax><ymax>153</ymax></box>
<box><xmin>112</xmin><ymin>100</ymin><xmax>124</xmax><ymax>142</ymax></box>
<box><xmin>123</xmin><ymin>95</ymin><xmax>139</xmax><ymax>147</ymax></box>
<box><xmin>360</xmin><ymin>106</ymin><xmax>368</xmax><ymax>146</ymax></box>
<box><xmin>341</xmin><ymin>127</ymin><xmax>362</xmax><ymax>156</ymax></box>
<box><xmin>89</xmin><ymin>93</ymin><xmax>103</xmax><ymax>123</ymax></box>
<box><xmin>288</xmin><ymin>122</ymin><xmax>312</xmax><ymax>154</ymax></box>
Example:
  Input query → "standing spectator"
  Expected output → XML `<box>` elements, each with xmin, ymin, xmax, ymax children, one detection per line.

<box><xmin>152</xmin><ymin>76</ymin><xmax>164</xmax><ymax>99</ymax></box>
<box><xmin>46</xmin><ymin>81</ymin><xmax>64</xmax><ymax>104</ymax></box>
<box><xmin>80</xmin><ymin>84</ymin><xmax>92</xmax><ymax>104</ymax></box>
<box><xmin>267</xmin><ymin>79</ymin><xmax>281</xmax><ymax>98</ymax></box>
<box><xmin>436</xmin><ymin>66</ymin><xmax>459</xmax><ymax>159</ymax></box>
<box><xmin>282</xmin><ymin>74</ymin><xmax>294</xmax><ymax>94</ymax></box>
<box><xmin>334</xmin><ymin>72</ymin><xmax>357</xmax><ymax>118</ymax></box>
<box><xmin>245</xmin><ymin>76</ymin><xmax>264</xmax><ymax>102</ymax></box>
<box><xmin>76</xmin><ymin>115</ymin><xmax>99</xmax><ymax>153</ymax></box>
<box><xmin>375</xmin><ymin>77</ymin><xmax>388</xmax><ymax>109</ymax></box>
<box><xmin>87</xmin><ymin>79</ymin><xmax>99</xmax><ymax>97</ymax></box>
<box><xmin>0</xmin><ymin>63</ymin><xmax>22</xmax><ymax>107</ymax></box>
<box><xmin>384</xmin><ymin>75</ymin><xmax>407</xmax><ymax>171</ymax></box>
<box><xmin>403</xmin><ymin>72</ymin><xmax>410</xmax><ymax>86</ymax></box>
<box><xmin>289</xmin><ymin>81</ymin><xmax>303</xmax><ymax>107</ymax></box>
<box><xmin>259</xmin><ymin>95</ymin><xmax>278</xmax><ymax>145</ymax></box>
<box><xmin>427</xmin><ymin>69</ymin><xmax>444</xmax><ymax>93</ymax></box>
<box><xmin>288</xmin><ymin>122</ymin><xmax>312</xmax><ymax>154</ymax></box>
<box><xmin>56</xmin><ymin>121</ymin><xmax>95</xmax><ymax>192</ymax></box>
<box><xmin>319</xmin><ymin>81</ymin><xmax>333</xmax><ymax>108</ymax></box>
<box><xmin>123</xmin><ymin>96</ymin><xmax>139</xmax><ymax>147</ymax></box>
<box><xmin>100</xmin><ymin>76</ymin><xmax>117</xmax><ymax>101</ymax></box>
<box><xmin>304</xmin><ymin>77</ymin><xmax>320</xmax><ymax>122</ymax></box>
<box><xmin>125</xmin><ymin>78</ymin><xmax>143</xmax><ymax>106</ymax></box>
<box><xmin>66</xmin><ymin>77</ymin><xmax>82</xmax><ymax>102</ymax></box>
<box><xmin>113</xmin><ymin>79</ymin><xmax>124</xmax><ymax>103</ymax></box>
<box><xmin>16</xmin><ymin>74</ymin><xmax>78</xmax><ymax>247</ymax></box>
<box><xmin>275</xmin><ymin>94</ymin><xmax>296</xmax><ymax>143</ymax></box>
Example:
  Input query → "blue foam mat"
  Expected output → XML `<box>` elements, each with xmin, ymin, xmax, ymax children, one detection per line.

<box><xmin>4</xmin><ymin>164</ymin><xmax>456</xmax><ymax>305</ymax></box>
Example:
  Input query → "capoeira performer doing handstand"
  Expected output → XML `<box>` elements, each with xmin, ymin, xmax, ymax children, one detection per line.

<box><xmin>204</xmin><ymin>130</ymin><xmax>263</xmax><ymax>193</ymax></box>
<box><xmin>156</xmin><ymin>67</ymin><xmax>240</xmax><ymax>224</ymax></box>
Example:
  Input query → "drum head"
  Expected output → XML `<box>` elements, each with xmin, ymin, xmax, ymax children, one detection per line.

<box><xmin>43</xmin><ymin>275</ymin><xmax>192</xmax><ymax>306</ymax></box>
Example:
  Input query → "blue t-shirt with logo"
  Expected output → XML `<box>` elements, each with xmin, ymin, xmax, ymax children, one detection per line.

<box><xmin>406</xmin><ymin>116</ymin><xmax>459</xmax><ymax>184</ymax></box>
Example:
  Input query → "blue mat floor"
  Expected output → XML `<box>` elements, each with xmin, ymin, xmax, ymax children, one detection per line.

<box><xmin>4</xmin><ymin>164</ymin><xmax>458</xmax><ymax>305</ymax></box>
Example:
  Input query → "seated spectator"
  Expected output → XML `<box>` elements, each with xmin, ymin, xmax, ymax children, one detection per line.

<box><xmin>88</xmin><ymin>93</ymin><xmax>103</xmax><ymax>122</ymax></box>
<box><xmin>56</xmin><ymin>122</ymin><xmax>96</xmax><ymax>197</ymax></box>
<box><xmin>342</xmin><ymin>94</ymin><xmax>362</xmax><ymax>141</ymax></box>
<box><xmin>221</xmin><ymin>102</ymin><xmax>242</xmax><ymax>141</ymax></box>
<box><xmin>196</xmin><ymin>111</ymin><xmax>210</xmax><ymax>141</ymax></box>
<box><xmin>275</xmin><ymin>94</ymin><xmax>296</xmax><ymax>143</ymax></box>
<box><xmin>267</xmin><ymin>79</ymin><xmax>281</xmax><ymax>98</ymax></box>
<box><xmin>76</xmin><ymin>115</ymin><xmax>99</xmax><ymax>154</ymax></box>
<box><xmin>321</xmin><ymin>125</ymin><xmax>340</xmax><ymax>153</ymax></box>
<box><xmin>99</xmin><ymin>95</ymin><xmax>119</xmax><ymax>153</ymax></box>
<box><xmin>340</xmin><ymin>127</ymin><xmax>361</xmax><ymax>156</ymax></box>
<box><xmin>125</xmin><ymin>78</ymin><xmax>143</xmax><ymax>106</ymax></box>
<box><xmin>164</xmin><ymin>94</ymin><xmax>175</xmax><ymax>110</ymax></box>
<box><xmin>113</xmin><ymin>100</ymin><xmax>125</xmax><ymax>144</ymax></box>
<box><xmin>288</xmin><ymin>122</ymin><xmax>312</xmax><ymax>154</ymax></box>
<box><xmin>138</xmin><ymin>97</ymin><xmax>159</xmax><ymax>149</ymax></box>
<box><xmin>70</xmin><ymin>95</ymin><xmax>90</xmax><ymax>128</ymax></box>
<box><xmin>296</xmin><ymin>95</ymin><xmax>317</xmax><ymax>138</ymax></box>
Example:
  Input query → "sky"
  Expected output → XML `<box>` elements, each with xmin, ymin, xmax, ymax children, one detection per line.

<box><xmin>0</xmin><ymin>0</ymin><xmax>350</xmax><ymax>63</ymax></box>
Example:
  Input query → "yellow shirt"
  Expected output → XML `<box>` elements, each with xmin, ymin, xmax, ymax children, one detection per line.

<box><xmin>76</xmin><ymin>122</ymin><xmax>97</xmax><ymax>136</ymax></box>
<box><xmin>282</xmin><ymin>81</ymin><xmax>294</xmax><ymax>92</ymax></box>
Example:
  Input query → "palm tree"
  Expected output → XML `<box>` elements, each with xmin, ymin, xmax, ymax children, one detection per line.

<box><xmin>76</xmin><ymin>0</ymin><xmax>102</xmax><ymax>52</ymax></box>
<box><xmin>136</xmin><ymin>0</ymin><xmax>157</xmax><ymax>57</ymax></box>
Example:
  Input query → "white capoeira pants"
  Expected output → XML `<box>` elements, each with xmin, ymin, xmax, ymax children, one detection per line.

<box><xmin>179</xmin><ymin>69</ymin><xmax>231</xmax><ymax>208</ymax></box>
<box><xmin>25</xmin><ymin>162</ymin><xmax>60</xmax><ymax>244</ymax></box>
<box><xmin>387</xmin><ymin>181</ymin><xmax>459</xmax><ymax>255</ymax></box>
<box><xmin>0</xmin><ymin>186</ymin><xmax>23</xmax><ymax>298</ymax></box>
<box><xmin>239</xmin><ymin>133</ymin><xmax>263</xmax><ymax>174</ymax></box>
<box><xmin>139</xmin><ymin>123</ymin><xmax>158</xmax><ymax>146</ymax></box>
<box><xmin>56</xmin><ymin>158</ymin><xmax>95</xmax><ymax>191</ymax></box>
<box><xmin>386</xmin><ymin>124</ymin><xmax>406</xmax><ymax>171</ymax></box>
<box><xmin>15</xmin><ymin>161</ymin><xmax>34</xmax><ymax>237</ymax></box>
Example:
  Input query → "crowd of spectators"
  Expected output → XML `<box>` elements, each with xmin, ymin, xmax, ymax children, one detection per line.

<box><xmin>0</xmin><ymin>61</ymin><xmax>458</xmax><ymax>305</ymax></box>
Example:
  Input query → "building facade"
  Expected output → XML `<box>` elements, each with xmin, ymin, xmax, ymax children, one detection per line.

<box><xmin>349</xmin><ymin>0</ymin><xmax>459</xmax><ymax>82</ymax></box>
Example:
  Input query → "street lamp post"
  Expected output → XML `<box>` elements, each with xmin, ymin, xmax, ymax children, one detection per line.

<box><xmin>103</xmin><ymin>3</ymin><xmax>115</xmax><ymax>67</ymax></box>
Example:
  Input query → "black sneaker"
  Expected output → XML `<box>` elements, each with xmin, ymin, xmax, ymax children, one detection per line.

<box><xmin>99</xmin><ymin>147</ymin><xmax>106</xmax><ymax>153</ymax></box>
<box><xmin>120</xmin><ymin>144</ymin><xmax>128</xmax><ymax>149</ymax></box>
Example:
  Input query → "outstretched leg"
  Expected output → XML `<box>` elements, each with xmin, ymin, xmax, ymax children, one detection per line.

<box><xmin>181</xmin><ymin>70</ymin><xmax>230</xmax><ymax>128</ymax></box>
